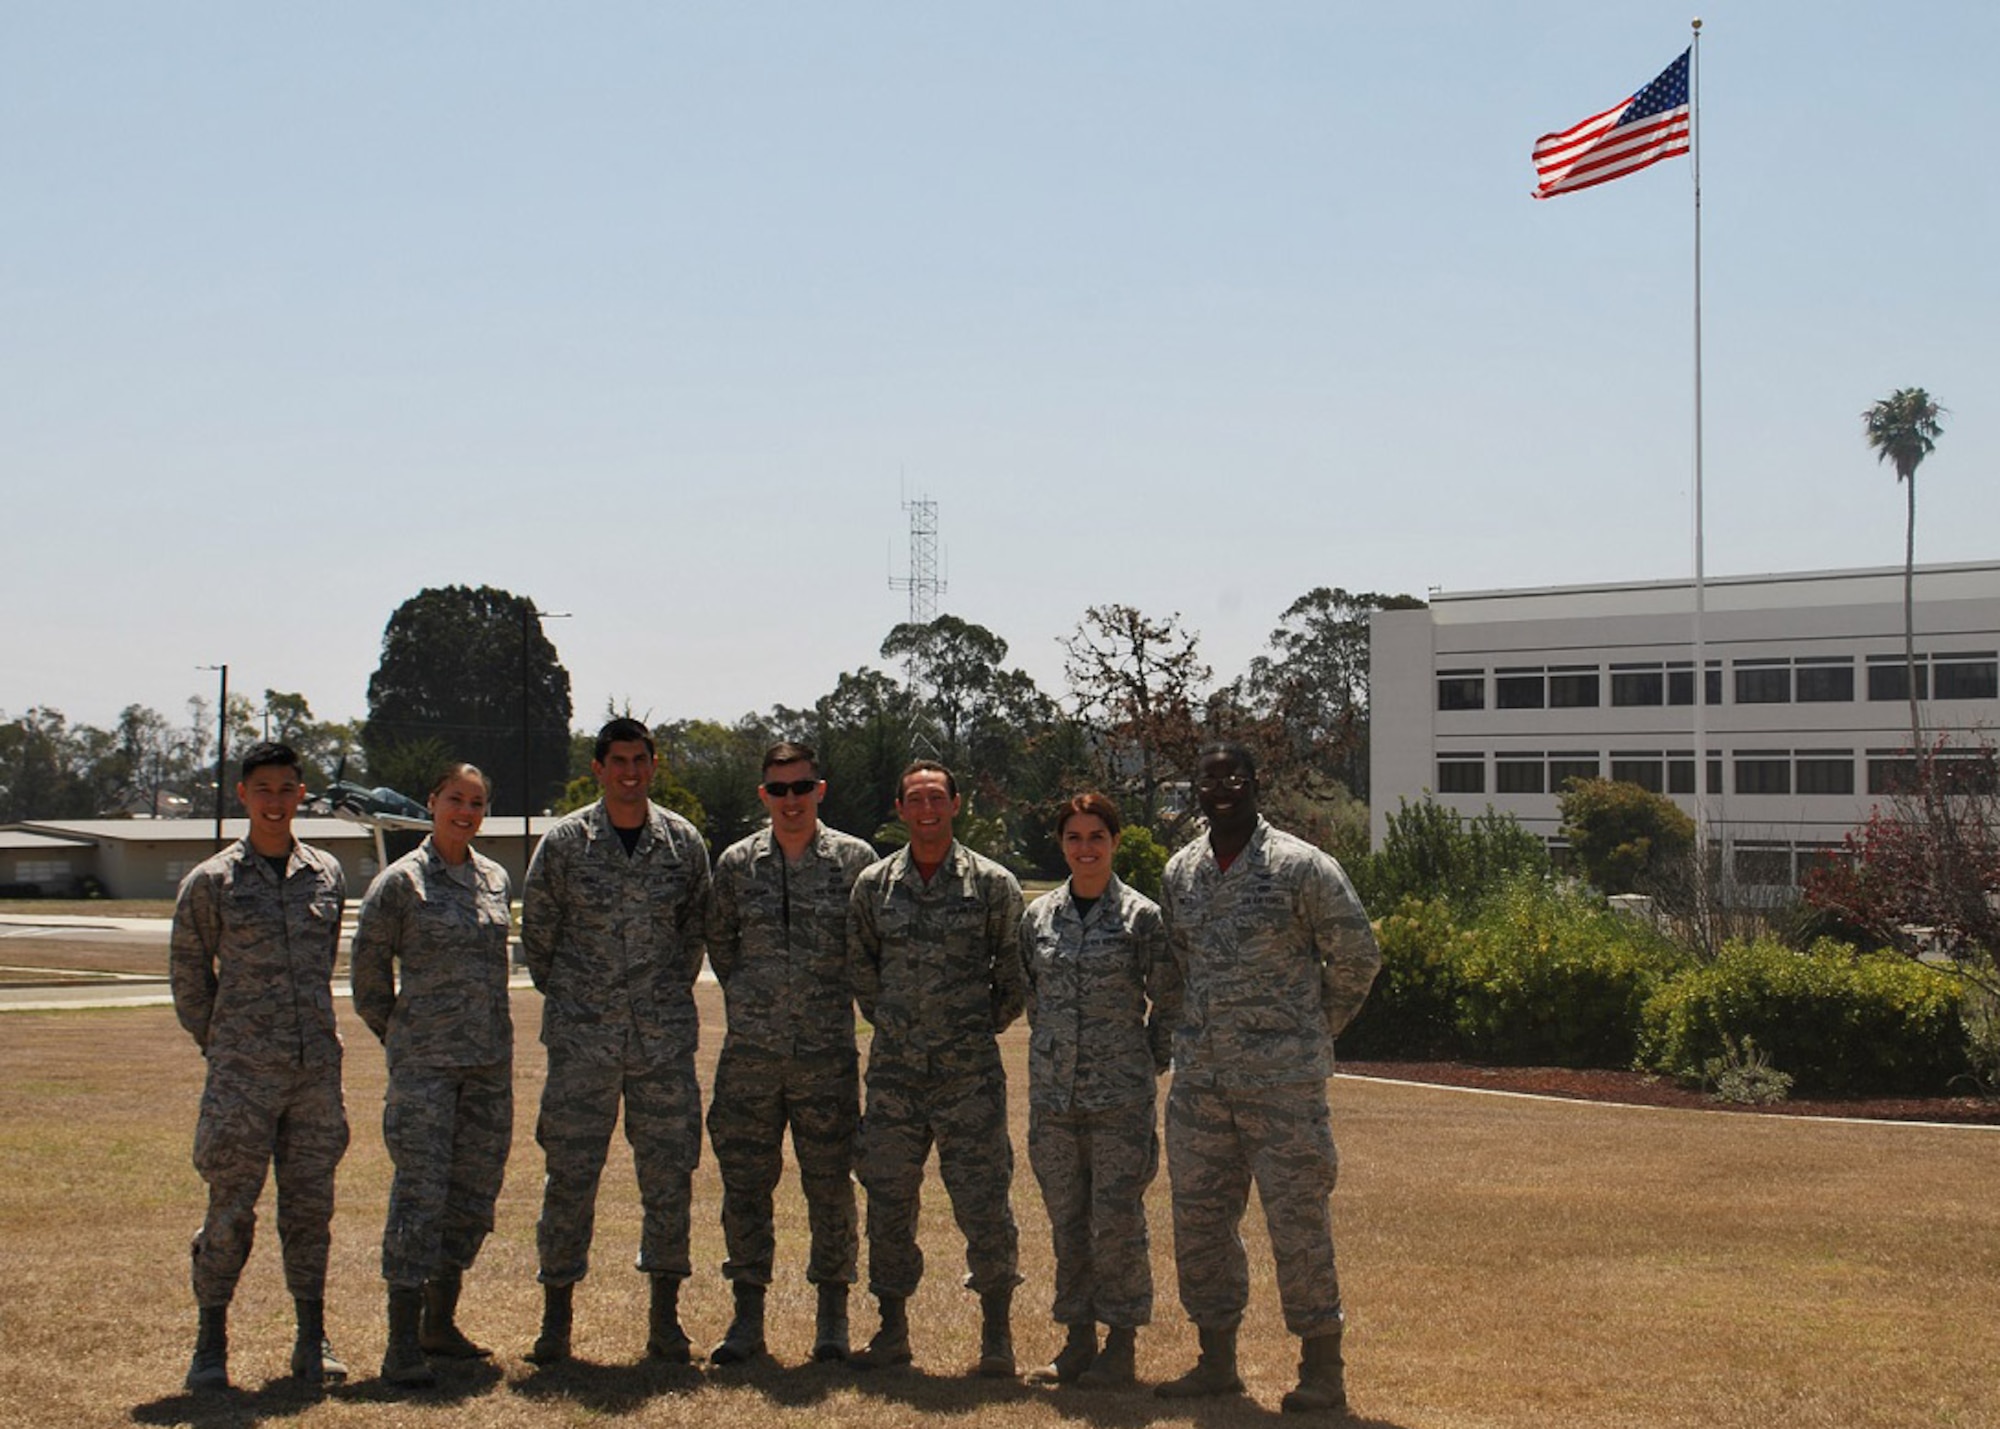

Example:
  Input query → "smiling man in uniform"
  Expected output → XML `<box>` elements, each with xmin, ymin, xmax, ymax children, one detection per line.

<box><xmin>170</xmin><ymin>741</ymin><xmax>351</xmax><ymax>1391</ymax></box>
<box><xmin>521</xmin><ymin>716</ymin><xmax>712</xmax><ymax>1365</ymax></box>
<box><xmin>1154</xmin><ymin>741</ymin><xmax>1380</xmax><ymax>1414</ymax></box>
<box><xmin>704</xmin><ymin>741</ymin><xmax>877</xmax><ymax>1364</ymax></box>
<box><xmin>846</xmin><ymin>760</ymin><xmax>1025</xmax><ymax>1375</ymax></box>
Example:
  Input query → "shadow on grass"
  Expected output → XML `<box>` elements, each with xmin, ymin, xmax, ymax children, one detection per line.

<box><xmin>725</xmin><ymin>1356</ymin><xmax>1418</xmax><ymax>1429</ymax></box>
<box><xmin>508</xmin><ymin>1354</ymin><xmax>707</xmax><ymax>1414</ymax></box>
<box><xmin>133</xmin><ymin>1357</ymin><xmax>510</xmax><ymax>1426</ymax></box>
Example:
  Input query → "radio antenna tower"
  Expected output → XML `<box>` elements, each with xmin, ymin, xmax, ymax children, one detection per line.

<box><xmin>889</xmin><ymin>494</ymin><xmax>946</xmax><ymax>625</ymax></box>
<box><xmin>889</xmin><ymin>494</ymin><xmax>947</xmax><ymax>758</ymax></box>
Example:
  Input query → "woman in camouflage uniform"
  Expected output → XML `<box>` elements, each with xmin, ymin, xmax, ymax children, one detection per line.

<box><xmin>352</xmin><ymin>763</ymin><xmax>515</xmax><ymax>1387</ymax></box>
<box><xmin>1018</xmin><ymin>792</ymin><xmax>1179</xmax><ymax>1389</ymax></box>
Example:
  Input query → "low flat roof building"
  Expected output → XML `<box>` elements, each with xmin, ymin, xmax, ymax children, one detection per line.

<box><xmin>1369</xmin><ymin>561</ymin><xmax>2000</xmax><ymax>891</ymax></box>
<box><xmin>0</xmin><ymin>816</ymin><xmax>567</xmax><ymax>901</ymax></box>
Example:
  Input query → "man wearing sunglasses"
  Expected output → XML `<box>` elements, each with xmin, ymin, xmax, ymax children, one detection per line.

<box><xmin>1154</xmin><ymin>741</ymin><xmax>1380</xmax><ymax>1414</ymax></box>
<box><xmin>704</xmin><ymin>741</ymin><xmax>877</xmax><ymax>1365</ymax></box>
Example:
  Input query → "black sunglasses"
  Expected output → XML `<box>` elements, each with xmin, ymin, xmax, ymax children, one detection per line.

<box><xmin>763</xmin><ymin>778</ymin><xmax>819</xmax><ymax>798</ymax></box>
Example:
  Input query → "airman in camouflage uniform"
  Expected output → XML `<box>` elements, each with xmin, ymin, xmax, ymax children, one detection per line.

<box><xmin>847</xmin><ymin>760</ymin><xmax>1025</xmax><ymax>1376</ymax></box>
<box><xmin>1156</xmin><ymin>742</ymin><xmax>1380</xmax><ymax>1415</ymax></box>
<box><xmin>704</xmin><ymin>741</ymin><xmax>877</xmax><ymax>1365</ymax></box>
<box><xmin>169</xmin><ymin>740</ymin><xmax>350</xmax><ymax>1392</ymax></box>
<box><xmin>1019</xmin><ymin>792</ymin><xmax>1178</xmax><ymax>1388</ymax></box>
<box><xmin>521</xmin><ymin>718</ymin><xmax>712</xmax><ymax>1366</ymax></box>
<box><xmin>351</xmin><ymin>762</ymin><xmax>514</xmax><ymax>1385</ymax></box>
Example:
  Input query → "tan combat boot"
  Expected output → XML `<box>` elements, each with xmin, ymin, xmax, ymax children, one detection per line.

<box><xmin>1154</xmin><ymin>1324</ymin><xmax>1244</xmax><ymax>1399</ymax></box>
<box><xmin>1280</xmin><ymin>1330</ymin><xmax>1348</xmax><ymax>1413</ymax></box>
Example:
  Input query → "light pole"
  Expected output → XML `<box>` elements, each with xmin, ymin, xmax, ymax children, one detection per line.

<box><xmin>520</xmin><ymin>602</ymin><xmax>571</xmax><ymax>877</ymax></box>
<box><xmin>197</xmin><ymin>664</ymin><xmax>228</xmax><ymax>852</ymax></box>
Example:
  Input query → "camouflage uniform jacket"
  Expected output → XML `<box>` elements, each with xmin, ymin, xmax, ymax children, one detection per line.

<box><xmin>1160</xmin><ymin>817</ymin><xmax>1379</xmax><ymax>1089</ymax></box>
<box><xmin>522</xmin><ymin>799</ymin><xmax>711</xmax><ymax>1066</ymax></box>
<box><xmin>351</xmin><ymin>836</ymin><xmax>514</xmax><ymax>1071</ymax></box>
<box><xmin>848</xmin><ymin>840</ymin><xmax>1025</xmax><ymax>1071</ymax></box>
<box><xmin>1019</xmin><ymin>874</ymin><xmax>1179</xmax><ymax>1114</ymax></box>
<box><xmin>709</xmin><ymin>822</ymin><xmax>878</xmax><ymax>1060</ymax></box>
<box><xmin>170</xmin><ymin>837</ymin><xmax>346</xmax><ymax>1067</ymax></box>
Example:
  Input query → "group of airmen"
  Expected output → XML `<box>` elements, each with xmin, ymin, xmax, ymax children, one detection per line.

<box><xmin>167</xmin><ymin>715</ymin><xmax>1381</xmax><ymax>1414</ymax></box>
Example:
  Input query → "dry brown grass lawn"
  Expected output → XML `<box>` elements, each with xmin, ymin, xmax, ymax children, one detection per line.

<box><xmin>2</xmin><ymin>986</ymin><xmax>1998</xmax><ymax>1428</ymax></box>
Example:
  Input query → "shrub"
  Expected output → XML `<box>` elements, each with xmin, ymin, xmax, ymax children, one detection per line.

<box><xmin>1639</xmin><ymin>937</ymin><xmax>1969</xmax><ymax>1096</ymax></box>
<box><xmin>1556</xmin><ymin>777</ymin><xmax>1695</xmax><ymax>895</ymax></box>
<box><xmin>1452</xmin><ymin>876</ymin><xmax>1689</xmax><ymax>1067</ymax></box>
<box><xmin>1336</xmin><ymin>896</ymin><xmax>1468</xmax><ymax>1060</ymax></box>
<box><xmin>1114</xmin><ymin>825</ymin><xmax>1168</xmax><ymax>900</ymax></box>
<box><xmin>1702</xmin><ymin>1035</ymin><xmax>1794</xmax><ymax>1106</ymax></box>
<box><xmin>1350</xmin><ymin>797</ymin><xmax>1549</xmax><ymax>914</ymax></box>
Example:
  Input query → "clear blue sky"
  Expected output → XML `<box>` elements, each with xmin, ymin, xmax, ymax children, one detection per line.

<box><xmin>6</xmin><ymin>2</ymin><xmax>1993</xmax><ymax>736</ymax></box>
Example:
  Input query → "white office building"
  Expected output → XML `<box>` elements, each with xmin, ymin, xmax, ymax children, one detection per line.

<box><xmin>1368</xmin><ymin>562</ymin><xmax>2000</xmax><ymax>890</ymax></box>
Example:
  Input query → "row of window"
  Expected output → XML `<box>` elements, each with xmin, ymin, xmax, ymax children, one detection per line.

<box><xmin>1436</xmin><ymin>652</ymin><xmax>2000</xmax><ymax>712</ymax></box>
<box><xmin>1431</xmin><ymin>747</ymin><xmax>1978</xmax><ymax>798</ymax></box>
<box><xmin>11</xmin><ymin>859</ymin><xmax>73</xmax><ymax>884</ymax></box>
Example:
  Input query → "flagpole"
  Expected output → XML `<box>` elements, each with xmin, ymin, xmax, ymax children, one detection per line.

<box><xmin>1689</xmin><ymin>17</ymin><xmax>1710</xmax><ymax>904</ymax></box>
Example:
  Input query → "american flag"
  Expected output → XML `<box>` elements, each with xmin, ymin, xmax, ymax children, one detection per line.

<box><xmin>1533</xmin><ymin>49</ymin><xmax>1691</xmax><ymax>200</ymax></box>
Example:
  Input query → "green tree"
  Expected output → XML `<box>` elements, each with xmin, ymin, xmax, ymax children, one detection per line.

<box><xmin>113</xmin><ymin>704</ymin><xmax>182</xmax><ymax>817</ymax></box>
<box><xmin>1557</xmin><ymin>777</ymin><xmax>1696</xmax><ymax>896</ymax></box>
<box><xmin>1863</xmin><ymin>387</ymin><xmax>1946</xmax><ymax>750</ymax></box>
<box><xmin>554</xmin><ymin>764</ymin><xmax>705</xmax><ymax>828</ymax></box>
<box><xmin>0</xmin><ymin>708</ymin><xmax>95</xmax><ymax>820</ymax></box>
<box><xmin>362</xmin><ymin>586</ymin><xmax>574</xmax><ymax>815</ymax></box>
<box><xmin>1241</xmin><ymin>587</ymin><xmax>1426</xmax><ymax>801</ymax></box>
<box><xmin>262</xmin><ymin>690</ymin><xmax>364</xmax><ymax>794</ymax></box>
<box><xmin>656</xmin><ymin>715</ymin><xmax>774</xmax><ymax>853</ymax></box>
<box><xmin>1061</xmin><ymin>604</ymin><xmax>1210</xmax><ymax>834</ymax></box>
<box><xmin>879</xmin><ymin>615</ymin><xmax>1013</xmax><ymax>766</ymax></box>
<box><xmin>801</xmin><ymin>667</ymin><xmax>918</xmax><ymax>844</ymax></box>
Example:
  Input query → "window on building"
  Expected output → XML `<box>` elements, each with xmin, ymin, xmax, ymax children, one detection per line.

<box><xmin>163</xmin><ymin>860</ymin><xmax>197</xmax><ymax>886</ymax></box>
<box><xmin>1494</xmin><ymin>670</ymin><xmax>1545</xmax><ymax>710</ymax></box>
<box><xmin>1547</xmin><ymin>753</ymin><xmax>1600</xmax><ymax>789</ymax></box>
<box><xmin>1796</xmin><ymin>845</ymin><xmax>1846</xmax><ymax>882</ymax></box>
<box><xmin>1933</xmin><ymin>653</ymin><xmax>1999</xmax><ymax>700</ymax></box>
<box><xmin>1436</xmin><ymin>671</ymin><xmax>1485</xmax><ymax>711</ymax></box>
<box><xmin>1611</xmin><ymin>665</ymin><xmax>1665</xmax><ymax>707</ymax></box>
<box><xmin>1665</xmin><ymin>753</ymin><xmax>1724</xmax><ymax>796</ymax></box>
<box><xmin>1935</xmin><ymin>751</ymin><xmax>2000</xmax><ymax>796</ymax></box>
<box><xmin>1609</xmin><ymin>752</ymin><xmax>1665</xmax><ymax>793</ymax></box>
<box><xmin>1734</xmin><ymin>753</ymin><xmax>1791</xmax><ymax>796</ymax></box>
<box><xmin>1668</xmin><ymin>662</ymin><xmax>1723</xmax><ymax>706</ymax></box>
<box><xmin>1494</xmin><ymin>756</ymin><xmax>1545</xmax><ymax>794</ymax></box>
<box><xmin>1734</xmin><ymin>660</ymin><xmax>1791</xmax><ymax>704</ymax></box>
<box><xmin>1867</xmin><ymin>656</ymin><xmax>1929</xmax><ymax>702</ymax></box>
<box><xmin>1732</xmin><ymin>843</ymin><xmax>1794</xmax><ymax>886</ymax></box>
<box><xmin>1794</xmin><ymin>659</ymin><xmax>1855</xmax><ymax>703</ymax></box>
<box><xmin>1547</xmin><ymin>667</ymin><xmax>1600</xmax><ymax>708</ymax></box>
<box><xmin>1794</xmin><ymin>752</ymin><xmax>1856</xmax><ymax>795</ymax></box>
<box><xmin>1867</xmin><ymin>750</ymin><xmax>1919</xmax><ymax>795</ymax></box>
<box><xmin>15</xmin><ymin>859</ymin><xmax>72</xmax><ymax>885</ymax></box>
<box><xmin>1436</xmin><ymin>756</ymin><xmax>1485</xmax><ymax>794</ymax></box>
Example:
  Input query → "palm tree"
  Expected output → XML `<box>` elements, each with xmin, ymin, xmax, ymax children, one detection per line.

<box><xmin>1863</xmin><ymin>387</ymin><xmax>1946</xmax><ymax>751</ymax></box>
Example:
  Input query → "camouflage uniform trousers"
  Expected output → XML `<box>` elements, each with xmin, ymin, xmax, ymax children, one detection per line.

<box><xmin>706</xmin><ymin>1046</ymin><xmax>858</xmax><ymax>1287</ymax></box>
<box><xmin>858</xmin><ymin>1054</ymin><xmax>1020</xmax><ymax>1300</ymax></box>
<box><xmin>536</xmin><ymin>1048</ymin><xmax>702</xmax><ymax>1285</ymax></box>
<box><xmin>190</xmin><ymin>1056</ymin><xmax>350</xmax><ymax>1307</ymax></box>
<box><xmin>1164</xmin><ymin>1077</ymin><xmax>1344</xmax><ymax>1338</ymax></box>
<box><xmin>1028</xmin><ymin>1093</ymin><xmax>1158</xmax><ymax>1328</ymax></box>
<box><xmin>381</xmin><ymin>1060</ymin><xmax>513</xmax><ymax>1288</ymax></box>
